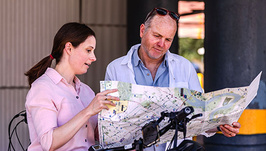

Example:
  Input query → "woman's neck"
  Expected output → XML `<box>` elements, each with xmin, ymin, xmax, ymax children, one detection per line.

<box><xmin>55</xmin><ymin>63</ymin><xmax>75</xmax><ymax>85</ymax></box>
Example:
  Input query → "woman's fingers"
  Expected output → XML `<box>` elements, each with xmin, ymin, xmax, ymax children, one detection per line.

<box><xmin>102</xmin><ymin>100</ymin><xmax>116</xmax><ymax>107</ymax></box>
<box><xmin>91</xmin><ymin>89</ymin><xmax>120</xmax><ymax>112</ymax></box>
<box><xmin>105</xmin><ymin>95</ymin><xmax>120</xmax><ymax>101</ymax></box>
<box><xmin>101</xmin><ymin>89</ymin><xmax>118</xmax><ymax>96</ymax></box>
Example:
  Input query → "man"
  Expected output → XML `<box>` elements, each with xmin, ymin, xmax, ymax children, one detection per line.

<box><xmin>105</xmin><ymin>7</ymin><xmax>240</xmax><ymax>150</ymax></box>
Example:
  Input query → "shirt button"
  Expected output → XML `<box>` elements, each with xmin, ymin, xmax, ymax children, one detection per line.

<box><xmin>85</xmin><ymin>139</ymin><xmax>87</xmax><ymax>142</ymax></box>
<box><xmin>76</xmin><ymin>96</ymin><xmax>79</xmax><ymax>99</ymax></box>
<box><xmin>147</xmin><ymin>73</ymin><xmax>150</xmax><ymax>76</ymax></box>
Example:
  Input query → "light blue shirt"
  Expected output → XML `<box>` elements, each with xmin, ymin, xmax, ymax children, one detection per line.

<box><xmin>105</xmin><ymin>44</ymin><xmax>209</xmax><ymax>151</ymax></box>
<box><xmin>105</xmin><ymin>44</ymin><xmax>203</xmax><ymax>92</ymax></box>
<box><xmin>131</xmin><ymin>48</ymin><xmax>169</xmax><ymax>87</ymax></box>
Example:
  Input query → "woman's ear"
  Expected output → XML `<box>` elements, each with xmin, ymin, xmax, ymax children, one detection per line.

<box><xmin>64</xmin><ymin>42</ymin><xmax>72</xmax><ymax>55</ymax></box>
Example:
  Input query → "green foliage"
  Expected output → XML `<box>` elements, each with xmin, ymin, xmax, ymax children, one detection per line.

<box><xmin>179</xmin><ymin>38</ymin><xmax>204</xmax><ymax>61</ymax></box>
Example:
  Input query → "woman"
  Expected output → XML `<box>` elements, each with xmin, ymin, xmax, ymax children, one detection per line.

<box><xmin>25</xmin><ymin>22</ymin><xmax>119</xmax><ymax>151</ymax></box>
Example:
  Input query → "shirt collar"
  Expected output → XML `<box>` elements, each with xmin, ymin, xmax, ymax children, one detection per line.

<box><xmin>163</xmin><ymin>53</ymin><xmax>169</xmax><ymax>68</ymax></box>
<box><xmin>132</xmin><ymin>48</ymin><xmax>169</xmax><ymax>68</ymax></box>
<box><xmin>132</xmin><ymin>48</ymin><xmax>142</xmax><ymax>67</ymax></box>
<box><xmin>45</xmin><ymin>68</ymin><xmax>81</xmax><ymax>90</ymax></box>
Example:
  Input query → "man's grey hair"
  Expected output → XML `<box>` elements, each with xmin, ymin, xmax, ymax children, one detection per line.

<box><xmin>143</xmin><ymin>11</ymin><xmax>178</xmax><ymax>32</ymax></box>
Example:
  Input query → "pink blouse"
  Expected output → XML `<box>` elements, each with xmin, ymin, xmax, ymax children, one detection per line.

<box><xmin>25</xmin><ymin>68</ymin><xmax>98</xmax><ymax>151</ymax></box>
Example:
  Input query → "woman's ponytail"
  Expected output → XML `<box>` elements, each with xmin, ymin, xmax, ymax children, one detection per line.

<box><xmin>25</xmin><ymin>22</ymin><xmax>95</xmax><ymax>87</ymax></box>
<box><xmin>24</xmin><ymin>55</ymin><xmax>53</xmax><ymax>87</ymax></box>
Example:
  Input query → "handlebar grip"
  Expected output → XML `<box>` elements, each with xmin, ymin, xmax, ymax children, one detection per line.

<box><xmin>175</xmin><ymin>106</ymin><xmax>194</xmax><ymax>123</ymax></box>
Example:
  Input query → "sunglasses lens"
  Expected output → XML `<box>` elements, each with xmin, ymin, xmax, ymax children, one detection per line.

<box><xmin>170</xmin><ymin>12</ymin><xmax>179</xmax><ymax>20</ymax></box>
<box><xmin>144</xmin><ymin>8</ymin><xmax>179</xmax><ymax>23</ymax></box>
<box><xmin>156</xmin><ymin>8</ymin><xmax>167</xmax><ymax>15</ymax></box>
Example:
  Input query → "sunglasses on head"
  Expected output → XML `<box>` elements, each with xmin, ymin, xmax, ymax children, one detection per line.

<box><xmin>144</xmin><ymin>7</ymin><xmax>180</xmax><ymax>22</ymax></box>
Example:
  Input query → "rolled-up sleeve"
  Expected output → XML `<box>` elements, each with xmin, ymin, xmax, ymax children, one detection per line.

<box><xmin>26</xmin><ymin>68</ymin><xmax>103</xmax><ymax>150</ymax></box>
<box><xmin>26</xmin><ymin>83</ymin><xmax>59</xmax><ymax>151</ymax></box>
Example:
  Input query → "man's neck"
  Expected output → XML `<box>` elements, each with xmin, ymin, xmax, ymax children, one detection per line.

<box><xmin>138</xmin><ymin>48</ymin><xmax>164</xmax><ymax>80</ymax></box>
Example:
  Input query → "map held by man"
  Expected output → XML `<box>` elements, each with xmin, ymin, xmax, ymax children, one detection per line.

<box><xmin>98</xmin><ymin>72</ymin><xmax>261</xmax><ymax>148</ymax></box>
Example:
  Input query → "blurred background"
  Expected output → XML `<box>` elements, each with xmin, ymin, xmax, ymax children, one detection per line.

<box><xmin>1</xmin><ymin>0</ymin><xmax>265</xmax><ymax>150</ymax></box>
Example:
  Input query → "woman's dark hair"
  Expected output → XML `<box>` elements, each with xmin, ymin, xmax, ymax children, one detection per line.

<box><xmin>25</xmin><ymin>22</ymin><xmax>95</xmax><ymax>86</ymax></box>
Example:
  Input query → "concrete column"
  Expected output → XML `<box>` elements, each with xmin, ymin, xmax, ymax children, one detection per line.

<box><xmin>204</xmin><ymin>0</ymin><xmax>266</xmax><ymax>150</ymax></box>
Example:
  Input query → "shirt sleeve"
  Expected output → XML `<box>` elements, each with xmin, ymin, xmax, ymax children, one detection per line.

<box><xmin>188</xmin><ymin>63</ymin><xmax>203</xmax><ymax>93</ymax></box>
<box><xmin>105</xmin><ymin>63</ymin><xmax>113</xmax><ymax>81</ymax></box>
<box><xmin>26</xmin><ymin>83</ymin><xmax>59</xmax><ymax>151</ymax></box>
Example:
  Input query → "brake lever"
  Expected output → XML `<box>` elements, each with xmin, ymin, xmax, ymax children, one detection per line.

<box><xmin>178</xmin><ymin>113</ymin><xmax>202</xmax><ymax>138</ymax></box>
<box><xmin>188</xmin><ymin>113</ymin><xmax>202</xmax><ymax>122</ymax></box>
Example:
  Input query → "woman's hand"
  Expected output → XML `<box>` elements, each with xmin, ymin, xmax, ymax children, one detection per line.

<box><xmin>87</xmin><ymin>89</ymin><xmax>120</xmax><ymax>116</ymax></box>
<box><xmin>49</xmin><ymin>89</ymin><xmax>119</xmax><ymax>151</ymax></box>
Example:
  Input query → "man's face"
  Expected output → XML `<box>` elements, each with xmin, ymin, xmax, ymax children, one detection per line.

<box><xmin>140</xmin><ymin>15</ymin><xmax>177</xmax><ymax>60</ymax></box>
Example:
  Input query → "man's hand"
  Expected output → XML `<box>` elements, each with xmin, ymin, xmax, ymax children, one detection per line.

<box><xmin>219</xmin><ymin>122</ymin><xmax>241</xmax><ymax>137</ymax></box>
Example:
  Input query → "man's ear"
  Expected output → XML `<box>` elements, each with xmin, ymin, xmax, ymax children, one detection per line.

<box><xmin>140</xmin><ymin>24</ymin><xmax>145</xmax><ymax>38</ymax></box>
<box><xmin>64</xmin><ymin>42</ymin><xmax>72</xmax><ymax>55</ymax></box>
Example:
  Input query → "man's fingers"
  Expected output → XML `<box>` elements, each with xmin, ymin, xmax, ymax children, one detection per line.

<box><xmin>232</xmin><ymin>122</ymin><xmax>241</xmax><ymax>128</ymax></box>
<box><xmin>221</xmin><ymin>125</ymin><xmax>238</xmax><ymax>137</ymax></box>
